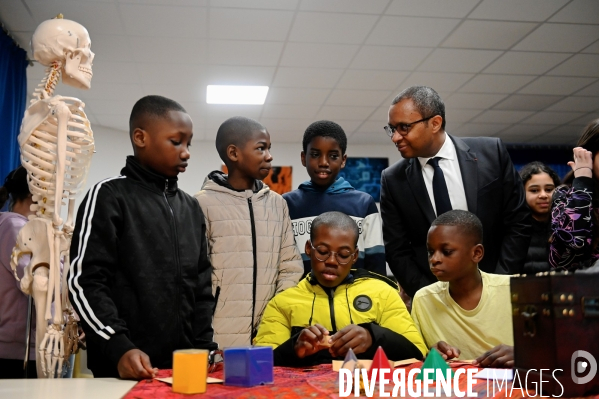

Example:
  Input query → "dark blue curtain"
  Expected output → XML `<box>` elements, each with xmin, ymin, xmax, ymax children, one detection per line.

<box><xmin>0</xmin><ymin>29</ymin><xmax>28</xmax><ymax>184</ymax></box>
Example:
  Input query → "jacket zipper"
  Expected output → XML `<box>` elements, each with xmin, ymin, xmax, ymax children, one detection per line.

<box><xmin>326</xmin><ymin>288</ymin><xmax>337</xmax><ymax>333</ymax></box>
<box><xmin>164</xmin><ymin>180</ymin><xmax>182</xmax><ymax>344</ymax></box>
<box><xmin>248</xmin><ymin>197</ymin><xmax>258</xmax><ymax>342</ymax></box>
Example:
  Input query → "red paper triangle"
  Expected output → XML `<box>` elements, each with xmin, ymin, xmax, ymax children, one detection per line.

<box><xmin>367</xmin><ymin>346</ymin><xmax>391</xmax><ymax>380</ymax></box>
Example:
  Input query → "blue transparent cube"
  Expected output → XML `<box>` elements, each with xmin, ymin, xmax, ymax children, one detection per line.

<box><xmin>223</xmin><ymin>346</ymin><xmax>274</xmax><ymax>387</ymax></box>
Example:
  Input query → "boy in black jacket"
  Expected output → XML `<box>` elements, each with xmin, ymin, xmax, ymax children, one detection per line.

<box><xmin>68</xmin><ymin>95</ymin><xmax>216</xmax><ymax>379</ymax></box>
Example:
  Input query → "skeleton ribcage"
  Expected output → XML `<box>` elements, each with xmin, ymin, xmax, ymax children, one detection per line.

<box><xmin>20</xmin><ymin>98</ymin><xmax>94</xmax><ymax>220</ymax></box>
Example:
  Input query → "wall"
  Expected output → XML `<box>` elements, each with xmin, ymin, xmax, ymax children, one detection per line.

<box><xmin>82</xmin><ymin>125</ymin><xmax>402</xmax><ymax>202</ymax></box>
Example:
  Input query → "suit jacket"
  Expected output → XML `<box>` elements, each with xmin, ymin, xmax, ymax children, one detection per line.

<box><xmin>380</xmin><ymin>135</ymin><xmax>531</xmax><ymax>297</ymax></box>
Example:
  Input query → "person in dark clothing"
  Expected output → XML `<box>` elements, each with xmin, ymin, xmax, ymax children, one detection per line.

<box><xmin>254</xmin><ymin>211</ymin><xmax>426</xmax><ymax>366</ymax></box>
<box><xmin>68</xmin><ymin>95</ymin><xmax>216</xmax><ymax>379</ymax></box>
<box><xmin>519</xmin><ymin>162</ymin><xmax>560</xmax><ymax>274</ymax></box>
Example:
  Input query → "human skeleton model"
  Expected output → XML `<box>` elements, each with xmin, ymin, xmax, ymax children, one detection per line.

<box><xmin>9</xmin><ymin>16</ymin><xmax>95</xmax><ymax>378</ymax></box>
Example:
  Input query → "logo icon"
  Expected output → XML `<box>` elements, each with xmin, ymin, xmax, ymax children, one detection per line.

<box><xmin>353</xmin><ymin>295</ymin><xmax>372</xmax><ymax>312</ymax></box>
<box><xmin>571</xmin><ymin>350</ymin><xmax>597</xmax><ymax>385</ymax></box>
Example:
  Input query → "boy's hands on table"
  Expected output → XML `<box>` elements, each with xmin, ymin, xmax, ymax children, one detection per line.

<box><xmin>295</xmin><ymin>324</ymin><xmax>330</xmax><ymax>358</ymax></box>
<box><xmin>329</xmin><ymin>324</ymin><xmax>372</xmax><ymax>358</ymax></box>
<box><xmin>118</xmin><ymin>349</ymin><xmax>158</xmax><ymax>380</ymax></box>
<box><xmin>473</xmin><ymin>344</ymin><xmax>514</xmax><ymax>368</ymax></box>
<box><xmin>433</xmin><ymin>341</ymin><xmax>461</xmax><ymax>360</ymax></box>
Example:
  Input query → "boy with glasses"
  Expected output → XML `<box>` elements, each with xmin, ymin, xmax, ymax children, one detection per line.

<box><xmin>253</xmin><ymin>211</ymin><xmax>426</xmax><ymax>366</ymax></box>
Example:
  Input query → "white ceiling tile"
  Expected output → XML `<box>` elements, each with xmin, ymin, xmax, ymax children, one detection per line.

<box><xmin>264</xmin><ymin>88</ymin><xmax>330</xmax><ymax>105</ymax></box>
<box><xmin>470</xmin><ymin>0</ymin><xmax>569</xmax><ymax>21</ymax></box>
<box><xmin>483</xmin><ymin>52</ymin><xmax>570</xmax><ymax>75</ymax></box>
<box><xmin>513</xmin><ymin>24</ymin><xmax>599</xmax><ymax>53</ymax></box>
<box><xmin>262</xmin><ymin>104</ymin><xmax>320</xmax><ymax>119</ymax></box>
<box><xmin>575</xmin><ymin>80</ymin><xmax>599</xmax><ymax>96</ymax></box>
<box><xmin>472</xmin><ymin>110</ymin><xmax>534</xmax><ymax>124</ymax></box>
<box><xmin>268</xmin><ymin>130</ymin><xmax>305</xmax><ymax>144</ymax></box>
<box><xmin>445</xmin><ymin>93</ymin><xmax>508</xmax><ymax>109</ymax></box>
<box><xmin>444</xmin><ymin>109</ymin><xmax>483</xmax><ymax>123</ymax></box>
<box><xmin>500</xmin><ymin>123</ymin><xmax>557</xmax><ymax>136</ymax></box>
<box><xmin>86</xmin><ymin>99</ymin><xmax>135</xmax><ymax>115</ymax></box>
<box><xmin>27</xmin><ymin>1</ymin><xmax>126</xmax><ymax>35</ymax></box>
<box><xmin>205</xmin><ymin>105</ymin><xmax>263</xmax><ymax>126</ymax></box>
<box><xmin>129</xmin><ymin>36</ymin><xmax>207</xmax><ymax>64</ymax></box>
<box><xmin>300</xmin><ymin>0</ymin><xmax>388</xmax><ymax>14</ymax></box>
<box><xmin>205</xmin><ymin>66</ymin><xmax>275</xmax><ymax>86</ymax></box>
<box><xmin>337</xmin><ymin>70</ymin><xmax>410</xmax><ymax>90</ymax></box>
<box><xmin>518</xmin><ymin>77</ymin><xmax>596</xmax><ymax>95</ymax></box>
<box><xmin>354</xmin><ymin>120</ymin><xmax>386</xmax><ymax>135</ymax></box>
<box><xmin>144</xmin><ymin>83</ymin><xmax>205</xmax><ymax>102</ymax></box>
<box><xmin>289</xmin><ymin>12</ymin><xmax>378</xmax><ymax>44</ymax></box>
<box><xmin>119</xmin><ymin>4</ymin><xmax>207</xmax><ymax>37</ymax></box>
<box><xmin>208</xmin><ymin>40</ymin><xmax>283</xmax><ymax>66</ymax></box>
<box><xmin>272</xmin><ymin>67</ymin><xmax>343</xmax><ymax>88</ymax></box>
<box><xmin>544</xmin><ymin>124</ymin><xmax>588</xmax><ymax>138</ymax></box>
<box><xmin>350</xmin><ymin>46</ymin><xmax>432</xmax><ymax>70</ymax></box>
<box><xmin>419</xmin><ymin>49</ymin><xmax>502</xmax><ymax>73</ymax></box>
<box><xmin>280</xmin><ymin>43</ymin><xmax>359</xmax><ymax>68</ymax></box>
<box><xmin>387</xmin><ymin>0</ymin><xmax>479</xmax><ymax>18</ymax></box>
<box><xmin>119</xmin><ymin>0</ymin><xmax>208</xmax><ymax>5</ymax></box>
<box><xmin>367</xmin><ymin>16</ymin><xmax>460</xmax><ymax>47</ymax></box>
<box><xmin>452</xmin><ymin>123</ymin><xmax>510</xmax><ymax>136</ymax></box>
<box><xmin>492</xmin><ymin>95</ymin><xmax>564</xmax><ymax>111</ymax></box>
<box><xmin>209</xmin><ymin>8</ymin><xmax>293</xmax><ymax>41</ymax></box>
<box><xmin>90</xmin><ymin>61</ymin><xmax>141</xmax><ymax>84</ymax></box>
<box><xmin>258</xmin><ymin>118</ymin><xmax>313</xmax><ymax>132</ymax></box>
<box><xmin>137</xmin><ymin>64</ymin><xmax>206</xmax><ymax>86</ymax></box>
<box><xmin>583</xmin><ymin>40</ymin><xmax>599</xmax><ymax>54</ymax></box>
<box><xmin>0</xmin><ymin>1</ymin><xmax>35</xmax><ymax>32</ymax></box>
<box><xmin>522</xmin><ymin>111</ymin><xmax>586</xmax><ymax>125</ymax></box>
<box><xmin>89</xmin><ymin>34</ymin><xmax>134</xmax><ymax>62</ymax></box>
<box><xmin>442</xmin><ymin>21</ymin><xmax>537</xmax><ymax>50</ymax></box>
<box><xmin>546</xmin><ymin>96</ymin><xmax>599</xmax><ymax>112</ymax></box>
<box><xmin>459</xmin><ymin>75</ymin><xmax>536</xmax><ymax>94</ymax></box>
<box><xmin>367</xmin><ymin>105</ymin><xmax>393</xmax><ymax>123</ymax></box>
<box><xmin>326</xmin><ymin>89</ymin><xmax>391</xmax><ymax>107</ymax></box>
<box><xmin>316</xmin><ymin>106</ymin><xmax>377</xmax><ymax>121</ymax></box>
<box><xmin>83</xmin><ymin>82</ymin><xmax>144</xmax><ymax>102</ymax></box>
<box><xmin>331</xmin><ymin>120</ymin><xmax>363</xmax><ymax>134</ymax></box>
<box><xmin>549</xmin><ymin>0</ymin><xmax>599</xmax><ymax>24</ymax></box>
<box><xmin>401</xmin><ymin>72</ymin><xmax>475</xmax><ymax>92</ymax></box>
<box><xmin>211</xmin><ymin>0</ymin><xmax>297</xmax><ymax>9</ymax></box>
<box><xmin>94</xmin><ymin>113</ymin><xmax>129</xmax><ymax>132</ymax></box>
<box><xmin>547</xmin><ymin>54</ymin><xmax>599</xmax><ymax>77</ymax></box>
<box><xmin>350</xmin><ymin>133</ymin><xmax>393</xmax><ymax>145</ymax></box>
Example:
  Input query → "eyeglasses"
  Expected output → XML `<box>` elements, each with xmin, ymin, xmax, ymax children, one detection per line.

<box><xmin>384</xmin><ymin>115</ymin><xmax>436</xmax><ymax>137</ymax></box>
<box><xmin>310</xmin><ymin>243</ymin><xmax>357</xmax><ymax>265</ymax></box>
<box><xmin>208</xmin><ymin>350</ymin><xmax>224</xmax><ymax>373</ymax></box>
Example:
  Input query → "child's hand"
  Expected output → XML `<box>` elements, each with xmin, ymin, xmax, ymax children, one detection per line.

<box><xmin>117</xmin><ymin>349</ymin><xmax>158</xmax><ymax>380</ymax></box>
<box><xmin>433</xmin><ymin>341</ymin><xmax>461</xmax><ymax>360</ymax></box>
<box><xmin>473</xmin><ymin>344</ymin><xmax>514</xmax><ymax>368</ymax></box>
<box><xmin>329</xmin><ymin>324</ymin><xmax>372</xmax><ymax>358</ymax></box>
<box><xmin>294</xmin><ymin>324</ymin><xmax>329</xmax><ymax>358</ymax></box>
<box><xmin>569</xmin><ymin>147</ymin><xmax>593</xmax><ymax>178</ymax></box>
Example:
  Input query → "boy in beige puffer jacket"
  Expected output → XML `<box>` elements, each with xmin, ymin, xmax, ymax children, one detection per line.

<box><xmin>195</xmin><ymin>116</ymin><xmax>303</xmax><ymax>349</ymax></box>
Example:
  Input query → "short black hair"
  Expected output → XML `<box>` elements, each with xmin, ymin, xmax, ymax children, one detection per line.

<box><xmin>392</xmin><ymin>86</ymin><xmax>446</xmax><ymax>130</ymax></box>
<box><xmin>519</xmin><ymin>161</ymin><xmax>561</xmax><ymax>187</ymax></box>
<box><xmin>431</xmin><ymin>210</ymin><xmax>482</xmax><ymax>245</ymax></box>
<box><xmin>0</xmin><ymin>166</ymin><xmax>30</xmax><ymax>210</ymax></box>
<box><xmin>310</xmin><ymin>211</ymin><xmax>359</xmax><ymax>246</ymax></box>
<box><xmin>215</xmin><ymin>116</ymin><xmax>266</xmax><ymax>164</ymax></box>
<box><xmin>302</xmin><ymin>120</ymin><xmax>347</xmax><ymax>154</ymax></box>
<box><xmin>129</xmin><ymin>95</ymin><xmax>187</xmax><ymax>136</ymax></box>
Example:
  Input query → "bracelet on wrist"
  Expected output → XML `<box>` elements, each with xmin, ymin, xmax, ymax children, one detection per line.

<box><xmin>575</xmin><ymin>167</ymin><xmax>592</xmax><ymax>172</ymax></box>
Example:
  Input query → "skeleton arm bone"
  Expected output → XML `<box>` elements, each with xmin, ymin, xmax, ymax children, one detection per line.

<box><xmin>52</xmin><ymin>100</ymin><xmax>71</xmax><ymax>228</ymax></box>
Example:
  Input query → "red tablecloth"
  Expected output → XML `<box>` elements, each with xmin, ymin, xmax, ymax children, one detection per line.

<box><xmin>123</xmin><ymin>362</ymin><xmax>598</xmax><ymax>399</ymax></box>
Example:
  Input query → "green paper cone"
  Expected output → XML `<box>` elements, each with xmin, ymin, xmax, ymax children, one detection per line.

<box><xmin>416</xmin><ymin>348</ymin><xmax>453</xmax><ymax>381</ymax></box>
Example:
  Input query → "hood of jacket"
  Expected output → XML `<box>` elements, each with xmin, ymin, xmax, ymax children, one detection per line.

<box><xmin>202</xmin><ymin>170</ymin><xmax>269</xmax><ymax>199</ymax></box>
<box><xmin>298</xmin><ymin>177</ymin><xmax>354</xmax><ymax>194</ymax></box>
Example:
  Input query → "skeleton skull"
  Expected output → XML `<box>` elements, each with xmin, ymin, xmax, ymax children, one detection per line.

<box><xmin>31</xmin><ymin>18</ymin><xmax>94</xmax><ymax>90</ymax></box>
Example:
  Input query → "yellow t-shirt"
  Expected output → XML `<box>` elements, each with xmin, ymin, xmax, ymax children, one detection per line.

<box><xmin>411</xmin><ymin>270</ymin><xmax>513</xmax><ymax>360</ymax></box>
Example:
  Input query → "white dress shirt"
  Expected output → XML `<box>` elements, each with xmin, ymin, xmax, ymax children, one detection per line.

<box><xmin>418</xmin><ymin>134</ymin><xmax>468</xmax><ymax>216</ymax></box>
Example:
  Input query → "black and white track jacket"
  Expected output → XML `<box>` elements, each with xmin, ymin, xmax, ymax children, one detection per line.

<box><xmin>68</xmin><ymin>156</ymin><xmax>216</xmax><ymax>377</ymax></box>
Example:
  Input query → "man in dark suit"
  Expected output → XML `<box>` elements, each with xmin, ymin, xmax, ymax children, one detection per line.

<box><xmin>380</xmin><ymin>86</ymin><xmax>531</xmax><ymax>297</ymax></box>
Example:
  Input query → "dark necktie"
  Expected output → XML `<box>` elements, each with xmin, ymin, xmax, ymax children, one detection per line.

<box><xmin>427</xmin><ymin>157</ymin><xmax>452</xmax><ymax>216</ymax></box>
